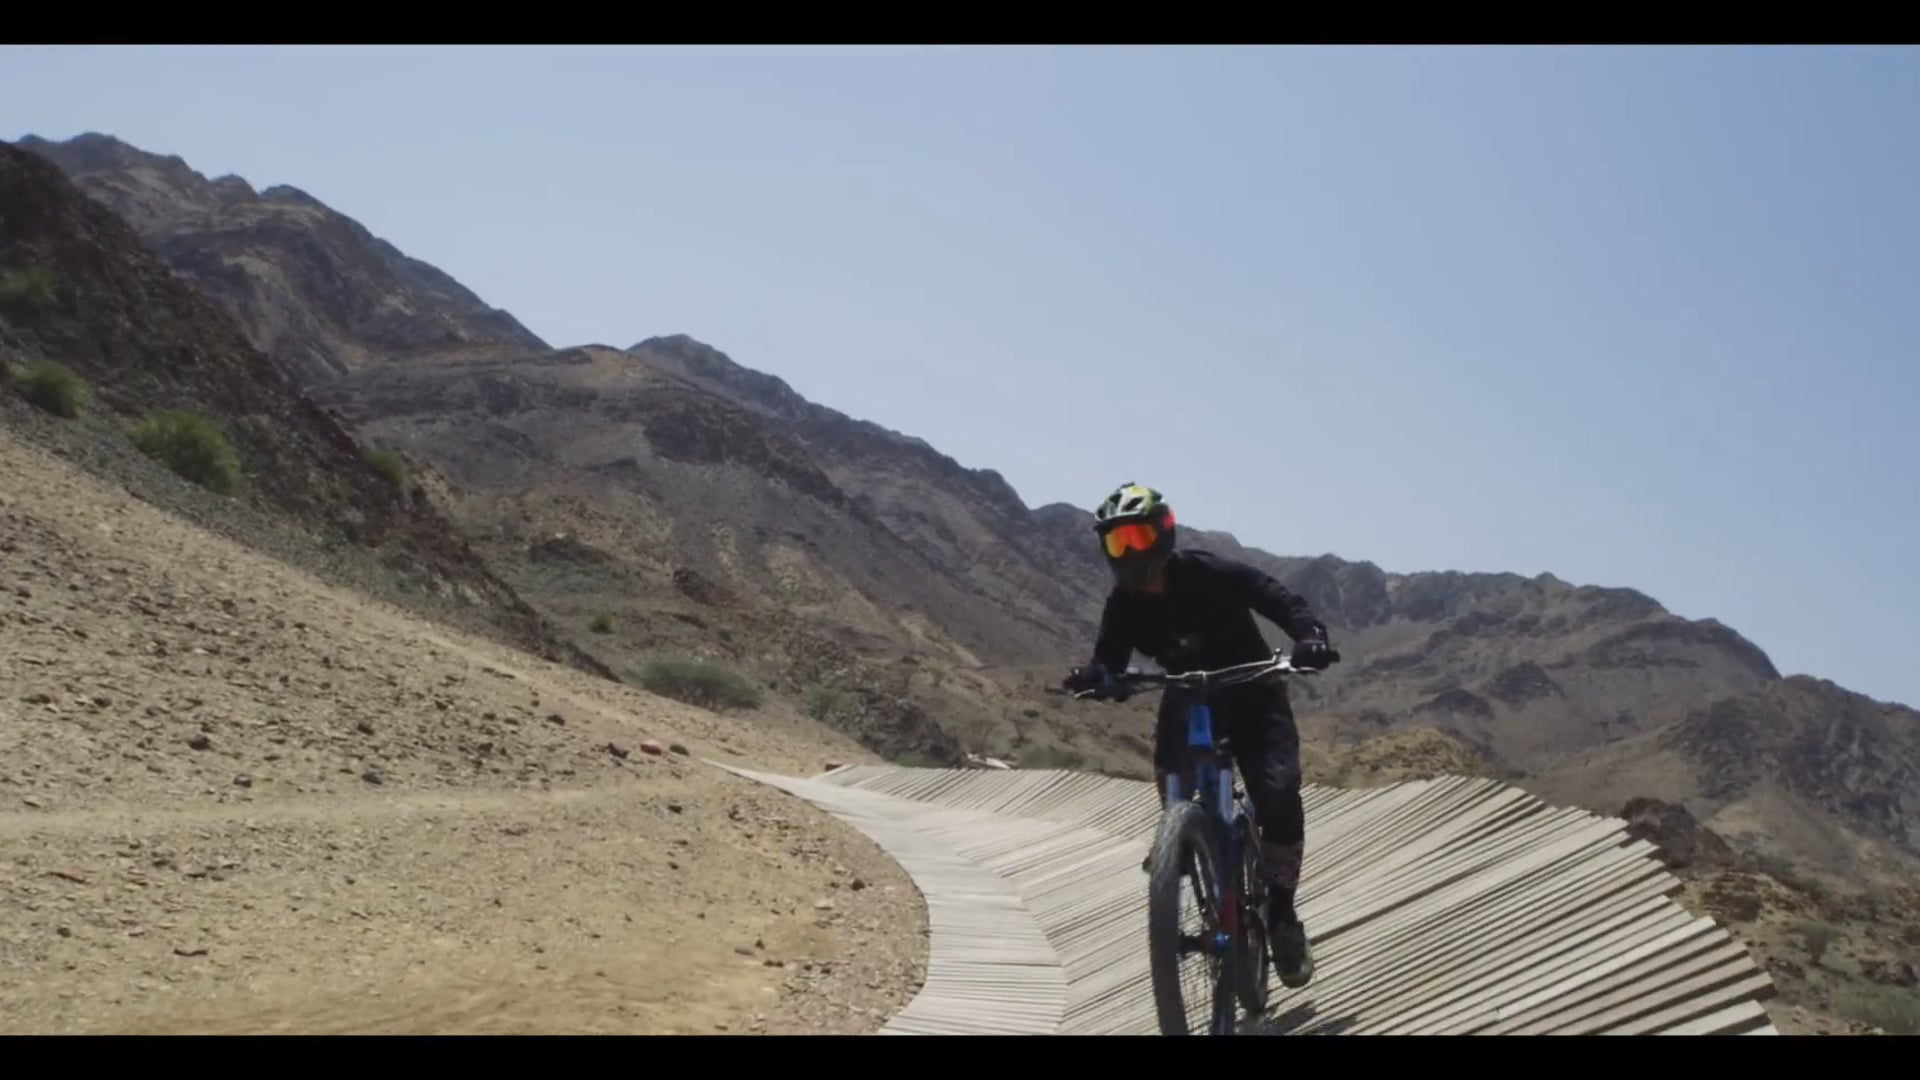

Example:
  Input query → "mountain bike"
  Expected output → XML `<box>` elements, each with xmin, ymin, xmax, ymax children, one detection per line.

<box><xmin>1072</xmin><ymin>647</ymin><xmax>1335</xmax><ymax>1035</ymax></box>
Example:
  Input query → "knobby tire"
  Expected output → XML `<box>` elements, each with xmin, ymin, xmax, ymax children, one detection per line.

<box><xmin>1146</xmin><ymin>799</ymin><xmax>1234</xmax><ymax>1035</ymax></box>
<box><xmin>1233</xmin><ymin>815</ymin><xmax>1271</xmax><ymax>1018</ymax></box>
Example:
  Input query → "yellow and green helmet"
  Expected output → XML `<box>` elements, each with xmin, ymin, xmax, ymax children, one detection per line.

<box><xmin>1092</xmin><ymin>482</ymin><xmax>1176</xmax><ymax>586</ymax></box>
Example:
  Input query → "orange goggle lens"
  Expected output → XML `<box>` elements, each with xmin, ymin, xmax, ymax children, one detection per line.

<box><xmin>1103</xmin><ymin>522</ymin><xmax>1159</xmax><ymax>559</ymax></box>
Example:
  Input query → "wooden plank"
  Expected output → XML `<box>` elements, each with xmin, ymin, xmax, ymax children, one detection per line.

<box><xmin>1340</xmin><ymin>881</ymin><xmax>1690</xmax><ymax>1032</ymax></box>
<box><xmin>1658</xmin><ymin>999</ymin><xmax>1775</xmax><ymax>1036</ymax></box>
<box><xmin>1590</xmin><ymin>969</ymin><xmax>1779</xmax><ymax>1035</ymax></box>
<box><xmin>1497</xmin><ymin>941</ymin><xmax>1756</xmax><ymax>1034</ymax></box>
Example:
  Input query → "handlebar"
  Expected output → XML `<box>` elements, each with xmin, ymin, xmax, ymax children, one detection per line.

<box><xmin>1068</xmin><ymin>646</ymin><xmax>1339</xmax><ymax>701</ymax></box>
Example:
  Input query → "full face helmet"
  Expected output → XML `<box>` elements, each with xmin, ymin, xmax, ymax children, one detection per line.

<box><xmin>1092</xmin><ymin>482</ymin><xmax>1176</xmax><ymax>589</ymax></box>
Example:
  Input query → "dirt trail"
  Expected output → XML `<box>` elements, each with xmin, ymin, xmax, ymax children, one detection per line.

<box><xmin>0</xmin><ymin>427</ymin><xmax>925</xmax><ymax>1034</ymax></box>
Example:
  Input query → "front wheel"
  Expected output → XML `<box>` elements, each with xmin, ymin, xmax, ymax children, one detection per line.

<box><xmin>1146</xmin><ymin>799</ymin><xmax>1235</xmax><ymax>1035</ymax></box>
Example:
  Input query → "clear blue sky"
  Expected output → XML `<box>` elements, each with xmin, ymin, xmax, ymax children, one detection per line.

<box><xmin>5</xmin><ymin>45</ymin><xmax>1917</xmax><ymax>708</ymax></box>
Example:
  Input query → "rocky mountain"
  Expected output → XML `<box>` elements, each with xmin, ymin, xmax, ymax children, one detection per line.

<box><xmin>0</xmin><ymin>140</ymin><xmax>599</xmax><ymax>678</ymax></box>
<box><xmin>629</xmin><ymin>333</ymin><xmax>1111</xmax><ymax>644</ymax></box>
<box><xmin>14</xmin><ymin>130</ymin><xmax>1917</xmax><ymax>896</ymax></box>
<box><xmin>14</xmin><ymin>132</ymin><xmax>548</xmax><ymax>387</ymax></box>
<box><xmin>310</xmin><ymin>342</ymin><xmax>1063</xmax><ymax>763</ymax></box>
<box><xmin>1545</xmin><ymin>676</ymin><xmax>1920</xmax><ymax>878</ymax></box>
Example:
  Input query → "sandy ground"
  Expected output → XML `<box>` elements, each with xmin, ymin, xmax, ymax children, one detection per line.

<box><xmin>0</xmin><ymin>427</ymin><xmax>926</xmax><ymax>1034</ymax></box>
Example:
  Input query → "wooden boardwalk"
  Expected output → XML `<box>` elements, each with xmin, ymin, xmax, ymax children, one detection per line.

<box><xmin>716</xmin><ymin>763</ymin><xmax>1779</xmax><ymax>1035</ymax></box>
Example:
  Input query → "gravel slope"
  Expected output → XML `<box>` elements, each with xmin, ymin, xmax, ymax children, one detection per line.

<box><xmin>0</xmin><ymin>425</ymin><xmax>926</xmax><ymax>1034</ymax></box>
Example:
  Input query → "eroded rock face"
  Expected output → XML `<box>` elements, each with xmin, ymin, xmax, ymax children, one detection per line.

<box><xmin>1660</xmin><ymin>679</ymin><xmax>1920</xmax><ymax>855</ymax></box>
<box><xmin>1620</xmin><ymin>796</ymin><xmax>1737</xmax><ymax>870</ymax></box>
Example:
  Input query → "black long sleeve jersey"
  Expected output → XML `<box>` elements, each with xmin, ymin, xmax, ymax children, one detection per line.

<box><xmin>1089</xmin><ymin>548</ymin><xmax>1328</xmax><ymax>677</ymax></box>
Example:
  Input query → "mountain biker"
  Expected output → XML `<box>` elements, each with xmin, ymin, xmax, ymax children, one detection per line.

<box><xmin>1062</xmin><ymin>482</ymin><xmax>1338</xmax><ymax>991</ymax></box>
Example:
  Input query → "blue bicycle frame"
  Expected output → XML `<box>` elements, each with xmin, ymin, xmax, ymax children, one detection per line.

<box><xmin>1165</xmin><ymin>692</ymin><xmax>1249</xmax><ymax>964</ymax></box>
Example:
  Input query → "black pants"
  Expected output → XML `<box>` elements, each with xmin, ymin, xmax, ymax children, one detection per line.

<box><xmin>1152</xmin><ymin>681</ymin><xmax>1306</xmax><ymax>898</ymax></box>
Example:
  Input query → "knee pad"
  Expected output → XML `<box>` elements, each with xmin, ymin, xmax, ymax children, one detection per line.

<box><xmin>1261</xmin><ymin>840</ymin><xmax>1303</xmax><ymax>889</ymax></box>
<box><xmin>1264</xmin><ymin>760</ymin><xmax>1302</xmax><ymax>796</ymax></box>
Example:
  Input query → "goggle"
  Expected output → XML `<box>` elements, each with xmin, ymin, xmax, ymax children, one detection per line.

<box><xmin>1102</xmin><ymin>522</ymin><xmax>1161</xmax><ymax>560</ymax></box>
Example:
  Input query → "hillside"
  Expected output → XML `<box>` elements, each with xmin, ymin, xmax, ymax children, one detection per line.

<box><xmin>13</xmin><ymin>129</ymin><xmax>1918</xmax><ymax>1032</ymax></box>
<box><xmin>313</xmin><ymin>343</ymin><xmax>1061</xmax><ymax>764</ymax></box>
<box><xmin>0</xmin><ymin>141</ymin><xmax>598</xmax><ymax>680</ymax></box>
<box><xmin>629</xmin><ymin>333</ymin><xmax>1110</xmax><ymax>642</ymax></box>
<box><xmin>0</xmin><ymin>422</ymin><xmax>923</xmax><ymax>1034</ymax></box>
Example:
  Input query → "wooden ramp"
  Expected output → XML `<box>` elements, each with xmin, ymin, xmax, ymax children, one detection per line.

<box><xmin>715</xmin><ymin>763</ymin><xmax>1779</xmax><ymax>1035</ymax></box>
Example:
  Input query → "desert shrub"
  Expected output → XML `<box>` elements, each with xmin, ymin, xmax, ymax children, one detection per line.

<box><xmin>8</xmin><ymin>359</ymin><xmax>87</xmax><ymax>417</ymax></box>
<box><xmin>632</xmin><ymin>657</ymin><xmax>763</xmax><ymax>711</ymax></box>
<box><xmin>0</xmin><ymin>264</ymin><xmax>55</xmax><ymax>309</ymax></box>
<box><xmin>365</xmin><ymin>447</ymin><xmax>408</xmax><ymax>490</ymax></box>
<box><xmin>129</xmin><ymin>410</ymin><xmax>242</xmax><ymax>495</ymax></box>
<box><xmin>1832</xmin><ymin>986</ymin><xmax>1920</xmax><ymax>1035</ymax></box>
<box><xmin>589</xmin><ymin>612</ymin><xmax>613</xmax><ymax>634</ymax></box>
<box><xmin>1792</xmin><ymin>918</ymin><xmax>1841</xmax><ymax>965</ymax></box>
<box><xmin>805</xmin><ymin>687</ymin><xmax>851</xmax><ymax>722</ymax></box>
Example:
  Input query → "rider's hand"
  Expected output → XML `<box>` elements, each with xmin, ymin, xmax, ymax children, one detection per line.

<box><xmin>1290</xmin><ymin>638</ymin><xmax>1338</xmax><ymax>670</ymax></box>
<box><xmin>1063</xmin><ymin>664</ymin><xmax>1106</xmax><ymax>694</ymax></box>
<box><xmin>1064</xmin><ymin>664</ymin><xmax>1128</xmax><ymax>701</ymax></box>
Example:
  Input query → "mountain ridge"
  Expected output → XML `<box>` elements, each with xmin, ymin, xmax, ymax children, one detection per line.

<box><xmin>15</xmin><ymin>129</ymin><xmax>1915</xmax><ymax>865</ymax></box>
<box><xmin>3</xmin><ymin>134</ymin><xmax>1839</xmax><ymax>673</ymax></box>
<box><xmin>14</xmin><ymin>132</ymin><xmax>550</xmax><ymax>385</ymax></box>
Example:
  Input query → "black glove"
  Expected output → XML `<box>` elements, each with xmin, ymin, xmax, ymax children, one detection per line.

<box><xmin>1064</xmin><ymin>664</ymin><xmax>1130</xmax><ymax>701</ymax></box>
<box><xmin>1290</xmin><ymin>636</ymin><xmax>1339</xmax><ymax>670</ymax></box>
